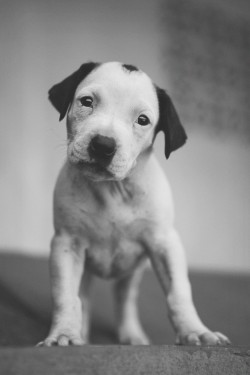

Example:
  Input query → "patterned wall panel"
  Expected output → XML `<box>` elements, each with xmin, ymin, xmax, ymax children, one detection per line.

<box><xmin>161</xmin><ymin>0</ymin><xmax>250</xmax><ymax>141</ymax></box>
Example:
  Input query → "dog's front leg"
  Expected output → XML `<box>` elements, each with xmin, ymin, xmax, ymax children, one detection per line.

<box><xmin>148</xmin><ymin>228</ymin><xmax>230</xmax><ymax>345</ymax></box>
<box><xmin>41</xmin><ymin>233</ymin><xmax>86</xmax><ymax>346</ymax></box>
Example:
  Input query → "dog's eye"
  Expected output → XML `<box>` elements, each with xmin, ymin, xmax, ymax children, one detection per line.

<box><xmin>79</xmin><ymin>96</ymin><xmax>93</xmax><ymax>107</ymax></box>
<box><xmin>137</xmin><ymin>115</ymin><xmax>150</xmax><ymax>126</ymax></box>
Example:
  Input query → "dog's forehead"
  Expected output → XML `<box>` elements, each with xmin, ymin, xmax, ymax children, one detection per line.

<box><xmin>76</xmin><ymin>62</ymin><xmax>158</xmax><ymax>110</ymax></box>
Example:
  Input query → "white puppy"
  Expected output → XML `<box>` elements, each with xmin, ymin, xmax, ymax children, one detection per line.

<box><xmin>41</xmin><ymin>62</ymin><xmax>230</xmax><ymax>346</ymax></box>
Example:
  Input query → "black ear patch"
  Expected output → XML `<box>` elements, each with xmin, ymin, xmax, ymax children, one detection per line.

<box><xmin>48</xmin><ymin>62</ymin><xmax>100</xmax><ymax>121</ymax></box>
<box><xmin>122</xmin><ymin>64</ymin><xmax>139</xmax><ymax>73</ymax></box>
<box><xmin>155</xmin><ymin>87</ymin><xmax>187</xmax><ymax>159</ymax></box>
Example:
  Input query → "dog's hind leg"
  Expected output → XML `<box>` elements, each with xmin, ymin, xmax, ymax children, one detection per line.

<box><xmin>114</xmin><ymin>261</ymin><xmax>150</xmax><ymax>345</ymax></box>
<box><xmin>79</xmin><ymin>270</ymin><xmax>92</xmax><ymax>344</ymax></box>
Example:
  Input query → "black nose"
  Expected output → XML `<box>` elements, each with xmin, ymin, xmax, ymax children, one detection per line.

<box><xmin>89</xmin><ymin>135</ymin><xmax>116</xmax><ymax>161</ymax></box>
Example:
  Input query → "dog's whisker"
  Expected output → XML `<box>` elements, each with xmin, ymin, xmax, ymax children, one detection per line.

<box><xmin>55</xmin><ymin>141</ymin><xmax>68</xmax><ymax>150</ymax></box>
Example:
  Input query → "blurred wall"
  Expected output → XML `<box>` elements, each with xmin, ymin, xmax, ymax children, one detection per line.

<box><xmin>0</xmin><ymin>0</ymin><xmax>249</xmax><ymax>272</ymax></box>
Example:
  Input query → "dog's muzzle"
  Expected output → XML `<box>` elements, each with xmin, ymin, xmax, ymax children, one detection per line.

<box><xmin>88</xmin><ymin>135</ymin><xmax>116</xmax><ymax>165</ymax></box>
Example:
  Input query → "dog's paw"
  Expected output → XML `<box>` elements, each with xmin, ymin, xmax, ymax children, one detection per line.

<box><xmin>176</xmin><ymin>330</ymin><xmax>231</xmax><ymax>346</ymax></box>
<box><xmin>118</xmin><ymin>325</ymin><xmax>150</xmax><ymax>345</ymax></box>
<box><xmin>37</xmin><ymin>327</ymin><xmax>86</xmax><ymax>347</ymax></box>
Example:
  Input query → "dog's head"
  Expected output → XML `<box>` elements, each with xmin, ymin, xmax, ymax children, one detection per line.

<box><xmin>49</xmin><ymin>61</ymin><xmax>187</xmax><ymax>181</ymax></box>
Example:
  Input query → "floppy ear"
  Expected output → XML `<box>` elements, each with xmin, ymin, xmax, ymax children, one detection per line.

<box><xmin>155</xmin><ymin>87</ymin><xmax>187</xmax><ymax>159</ymax></box>
<box><xmin>48</xmin><ymin>62</ymin><xmax>100</xmax><ymax>121</ymax></box>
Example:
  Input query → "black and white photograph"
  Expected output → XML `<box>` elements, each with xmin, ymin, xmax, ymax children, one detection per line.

<box><xmin>0</xmin><ymin>0</ymin><xmax>249</xmax><ymax>373</ymax></box>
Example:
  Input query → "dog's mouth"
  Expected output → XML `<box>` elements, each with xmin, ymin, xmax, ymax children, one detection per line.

<box><xmin>68</xmin><ymin>144</ymin><xmax>133</xmax><ymax>181</ymax></box>
<box><xmin>70</xmin><ymin>156</ymin><xmax>134</xmax><ymax>182</ymax></box>
<box><xmin>72</xmin><ymin>157</ymin><xmax>111</xmax><ymax>175</ymax></box>
<box><xmin>70</xmin><ymin>157</ymin><xmax>123</xmax><ymax>181</ymax></box>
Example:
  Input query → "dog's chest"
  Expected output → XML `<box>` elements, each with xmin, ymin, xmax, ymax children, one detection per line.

<box><xmin>76</xmin><ymin>179</ymin><xmax>151</xmax><ymax>278</ymax></box>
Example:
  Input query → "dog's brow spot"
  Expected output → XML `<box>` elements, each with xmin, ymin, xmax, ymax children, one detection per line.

<box><xmin>122</xmin><ymin>64</ymin><xmax>139</xmax><ymax>73</ymax></box>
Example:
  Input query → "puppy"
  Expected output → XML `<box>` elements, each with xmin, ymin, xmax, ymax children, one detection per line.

<box><xmin>41</xmin><ymin>62</ymin><xmax>230</xmax><ymax>346</ymax></box>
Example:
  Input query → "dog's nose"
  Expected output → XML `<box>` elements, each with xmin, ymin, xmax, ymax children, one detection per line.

<box><xmin>89</xmin><ymin>135</ymin><xmax>116</xmax><ymax>161</ymax></box>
